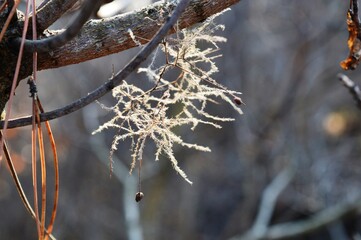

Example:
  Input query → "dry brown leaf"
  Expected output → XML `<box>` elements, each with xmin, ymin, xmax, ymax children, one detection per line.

<box><xmin>341</xmin><ymin>1</ymin><xmax>361</xmax><ymax>70</ymax></box>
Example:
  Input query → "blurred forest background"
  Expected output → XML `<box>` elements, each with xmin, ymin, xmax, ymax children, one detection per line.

<box><xmin>2</xmin><ymin>0</ymin><xmax>361</xmax><ymax>239</ymax></box>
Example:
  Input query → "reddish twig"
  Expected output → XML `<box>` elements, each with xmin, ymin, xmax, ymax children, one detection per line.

<box><xmin>0</xmin><ymin>0</ymin><xmax>28</xmax><ymax>170</ymax></box>
<box><xmin>31</xmin><ymin>95</ymin><xmax>41</xmax><ymax>240</ymax></box>
<box><xmin>0</xmin><ymin>0</ymin><xmax>20</xmax><ymax>43</ymax></box>
<box><xmin>30</xmin><ymin>0</ymin><xmax>43</xmax><ymax>237</ymax></box>
<box><xmin>37</xmin><ymin>98</ymin><xmax>59</xmax><ymax>240</ymax></box>
<box><xmin>0</xmin><ymin>0</ymin><xmax>7</xmax><ymax>13</ymax></box>
<box><xmin>35</xmin><ymin>100</ymin><xmax>47</xmax><ymax>239</ymax></box>
<box><xmin>1</xmin><ymin>132</ymin><xmax>56</xmax><ymax>240</ymax></box>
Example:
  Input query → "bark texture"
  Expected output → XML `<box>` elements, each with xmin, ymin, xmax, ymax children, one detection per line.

<box><xmin>37</xmin><ymin>0</ymin><xmax>239</xmax><ymax>70</ymax></box>
<box><xmin>0</xmin><ymin>0</ymin><xmax>239</xmax><ymax>113</ymax></box>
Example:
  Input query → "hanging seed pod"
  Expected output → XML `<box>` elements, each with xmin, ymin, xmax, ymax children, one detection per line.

<box><xmin>135</xmin><ymin>192</ymin><xmax>144</xmax><ymax>202</ymax></box>
<box><xmin>233</xmin><ymin>97</ymin><xmax>244</xmax><ymax>105</ymax></box>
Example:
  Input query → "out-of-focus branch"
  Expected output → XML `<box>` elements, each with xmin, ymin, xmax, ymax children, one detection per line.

<box><xmin>231</xmin><ymin>197</ymin><xmax>361</xmax><ymax>240</ymax></box>
<box><xmin>15</xmin><ymin>0</ymin><xmax>102</xmax><ymax>52</ymax></box>
<box><xmin>89</xmin><ymin>135</ymin><xmax>144</xmax><ymax>240</ymax></box>
<box><xmin>1</xmin><ymin>0</ymin><xmax>192</xmax><ymax>129</ymax></box>
<box><xmin>251</xmin><ymin>168</ymin><xmax>294</xmax><ymax>237</ymax></box>
<box><xmin>82</xmin><ymin>105</ymin><xmax>158</xmax><ymax>240</ymax></box>
<box><xmin>338</xmin><ymin>73</ymin><xmax>361</xmax><ymax>109</ymax></box>
<box><xmin>36</xmin><ymin>0</ymin><xmax>239</xmax><ymax>70</ymax></box>
<box><xmin>33</xmin><ymin>0</ymin><xmax>78</xmax><ymax>31</ymax></box>
<box><xmin>237</xmin><ymin>168</ymin><xmax>294</xmax><ymax>240</ymax></box>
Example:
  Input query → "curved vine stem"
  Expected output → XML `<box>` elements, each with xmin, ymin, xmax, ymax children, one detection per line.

<box><xmin>0</xmin><ymin>0</ymin><xmax>191</xmax><ymax>129</ymax></box>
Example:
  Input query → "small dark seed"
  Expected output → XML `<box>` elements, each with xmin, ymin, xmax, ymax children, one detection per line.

<box><xmin>135</xmin><ymin>192</ymin><xmax>144</xmax><ymax>202</ymax></box>
<box><xmin>233</xmin><ymin>97</ymin><xmax>243</xmax><ymax>105</ymax></box>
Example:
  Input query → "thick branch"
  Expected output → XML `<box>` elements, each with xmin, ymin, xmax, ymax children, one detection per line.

<box><xmin>33</xmin><ymin>0</ymin><xmax>78</xmax><ymax>31</ymax></box>
<box><xmin>16</xmin><ymin>0</ymin><xmax>102</xmax><ymax>52</ymax></box>
<box><xmin>37</xmin><ymin>0</ymin><xmax>239</xmax><ymax>70</ymax></box>
<box><xmin>1</xmin><ymin>0</ymin><xmax>191</xmax><ymax>129</ymax></box>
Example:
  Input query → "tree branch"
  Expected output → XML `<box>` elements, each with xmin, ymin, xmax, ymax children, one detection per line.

<box><xmin>245</xmin><ymin>168</ymin><xmax>294</xmax><ymax>239</ymax></box>
<box><xmin>0</xmin><ymin>0</ymin><xmax>239</xmax><ymax>129</ymax></box>
<box><xmin>262</xmin><ymin>199</ymin><xmax>361</xmax><ymax>240</ymax></box>
<box><xmin>231</xmin><ymin>197</ymin><xmax>361</xmax><ymax>240</ymax></box>
<box><xmin>33</xmin><ymin>0</ymin><xmax>78</xmax><ymax>31</ymax></box>
<box><xmin>338</xmin><ymin>73</ymin><xmax>361</xmax><ymax>109</ymax></box>
<box><xmin>1</xmin><ymin>0</ymin><xmax>192</xmax><ymax>129</ymax></box>
<box><xmin>15</xmin><ymin>0</ymin><xmax>102</xmax><ymax>53</ymax></box>
<box><xmin>36</xmin><ymin>0</ymin><xmax>239</xmax><ymax>70</ymax></box>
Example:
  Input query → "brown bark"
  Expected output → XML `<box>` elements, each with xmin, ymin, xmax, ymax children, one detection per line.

<box><xmin>0</xmin><ymin>0</ymin><xmax>239</xmax><ymax>113</ymax></box>
<box><xmin>37</xmin><ymin>0</ymin><xmax>239</xmax><ymax>70</ymax></box>
<box><xmin>34</xmin><ymin>0</ymin><xmax>78</xmax><ymax>31</ymax></box>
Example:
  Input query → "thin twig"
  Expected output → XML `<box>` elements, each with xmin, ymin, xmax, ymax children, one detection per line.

<box><xmin>0</xmin><ymin>0</ymin><xmax>28</xmax><ymax>168</ymax></box>
<box><xmin>37</xmin><ymin>121</ymin><xmax>47</xmax><ymax>239</ymax></box>
<box><xmin>31</xmin><ymin>96</ymin><xmax>41</xmax><ymax>240</ymax></box>
<box><xmin>13</xmin><ymin>0</ymin><xmax>102</xmax><ymax>53</ymax></box>
<box><xmin>30</xmin><ymin>1</ymin><xmax>43</xmax><ymax>237</ymax></box>
<box><xmin>351</xmin><ymin>0</ymin><xmax>360</xmax><ymax>23</ymax></box>
<box><xmin>0</xmin><ymin>0</ymin><xmax>7</xmax><ymax>14</ymax></box>
<box><xmin>2</xmin><ymin>132</ymin><xmax>36</xmax><ymax>218</ymax></box>
<box><xmin>1</xmin><ymin>0</ymin><xmax>191</xmax><ymax>129</ymax></box>
<box><xmin>35</xmin><ymin>103</ymin><xmax>47</xmax><ymax>239</ymax></box>
<box><xmin>40</xmin><ymin>104</ymin><xmax>59</xmax><ymax>240</ymax></box>
<box><xmin>338</xmin><ymin>73</ymin><xmax>361</xmax><ymax>109</ymax></box>
<box><xmin>1</xmin><ymin>132</ymin><xmax>56</xmax><ymax>240</ymax></box>
<box><xmin>0</xmin><ymin>0</ymin><xmax>20</xmax><ymax>43</ymax></box>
